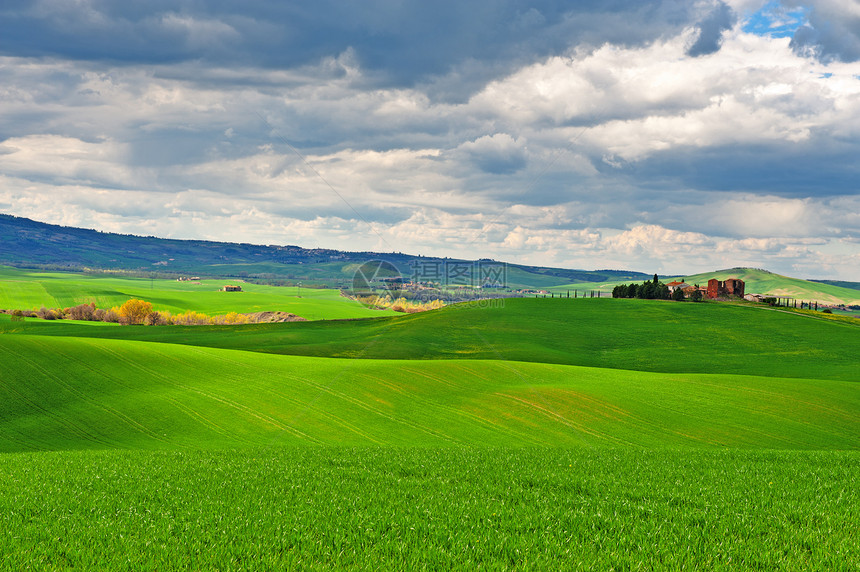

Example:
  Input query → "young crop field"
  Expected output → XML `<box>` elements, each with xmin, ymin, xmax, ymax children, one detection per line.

<box><xmin>10</xmin><ymin>297</ymin><xmax>859</xmax><ymax>381</ymax></box>
<box><xmin>0</xmin><ymin>448</ymin><xmax>856</xmax><ymax>570</ymax></box>
<box><xmin>0</xmin><ymin>265</ymin><xmax>397</xmax><ymax>320</ymax></box>
<box><xmin>1</xmin><ymin>333</ymin><xmax>857</xmax><ymax>451</ymax></box>
<box><xmin>0</xmin><ymin>289</ymin><xmax>857</xmax><ymax>569</ymax></box>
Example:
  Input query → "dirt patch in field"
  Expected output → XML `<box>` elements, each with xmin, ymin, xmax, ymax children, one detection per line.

<box><xmin>243</xmin><ymin>311</ymin><xmax>306</xmax><ymax>323</ymax></box>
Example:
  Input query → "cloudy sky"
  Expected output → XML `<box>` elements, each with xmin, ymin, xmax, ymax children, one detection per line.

<box><xmin>1</xmin><ymin>0</ymin><xmax>859</xmax><ymax>279</ymax></box>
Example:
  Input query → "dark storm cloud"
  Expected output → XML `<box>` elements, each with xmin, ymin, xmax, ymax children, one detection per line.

<box><xmin>0</xmin><ymin>0</ymin><xmax>710</xmax><ymax>89</ymax></box>
<box><xmin>687</xmin><ymin>1</ymin><xmax>736</xmax><ymax>57</ymax></box>
<box><xmin>786</xmin><ymin>1</ymin><xmax>860</xmax><ymax>62</ymax></box>
<box><xmin>618</xmin><ymin>137</ymin><xmax>860</xmax><ymax>198</ymax></box>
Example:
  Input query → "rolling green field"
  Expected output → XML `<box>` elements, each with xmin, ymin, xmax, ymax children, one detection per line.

<box><xmin>0</xmin><ymin>291</ymin><xmax>858</xmax><ymax>569</ymax></box>
<box><xmin>0</xmin><ymin>265</ymin><xmax>397</xmax><ymax>320</ymax></box>
<box><xmin>1</xmin><ymin>332</ymin><xmax>857</xmax><ymax>451</ymax></box>
<box><xmin>7</xmin><ymin>297</ymin><xmax>859</xmax><ymax>381</ymax></box>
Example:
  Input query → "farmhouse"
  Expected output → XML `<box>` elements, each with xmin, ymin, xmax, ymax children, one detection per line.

<box><xmin>666</xmin><ymin>280</ymin><xmax>695</xmax><ymax>294</ymax></box>
<box><xmin>222</xmin><ymin>285</ymin><xmax>242</xmax><ymax>292</ymax></box>
<box><xmin>707</xmin><ymin>278</ymin><xmax>744</xmax><ymax>299</ymax></box>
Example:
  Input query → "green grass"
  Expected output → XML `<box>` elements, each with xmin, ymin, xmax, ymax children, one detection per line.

<box><xmin>0</xmin><ymin>333</ymin><xmax>857</xmax><ymax>452</ymax></box>
<box><xmin>0</xmin><ymin>448</ymin><xmax>856</xmax><ymax>571</ymax></box>
<box><xmin>197</xmin><ymin>260</ymin><xmax>367</xmax><ymax>287</ymax></box>
<box><xmin>1</xmin><ymin>289</ymin><xmax>858</xmax><ymax>569</ymax></box>
<box><xmin>812</xmin><ymin>279</ymin><xmax>860</xmax><ymax>292</ymax></box>
<box><xmin>0</xmin><ymin>265</ymin><xmax>398</xmax><ymax>320</ymax></box>
<box><xmin>503</xmin><ymin>266</ymin><xmax>575</xmax><ymax>289</ymax></box>
<box><xmin>832</xmin><ymin>307</ymin><xmax>860</xmax><ymax>317</ymax></box>
<box><xmin>11</xmin><ymin>297</ymin><xmax>858</xmax><ymax>382</ymax></box>
<box><xmin>547</xmin><ymin>280</ymin><xmax>626</xmax><ymax>295</ymax></box>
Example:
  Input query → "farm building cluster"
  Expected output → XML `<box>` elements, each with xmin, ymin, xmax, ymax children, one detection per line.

<box><xmin>665</xmin><ymin>278</ymin><xmax>745</xmax><ymax>300</ymax></box>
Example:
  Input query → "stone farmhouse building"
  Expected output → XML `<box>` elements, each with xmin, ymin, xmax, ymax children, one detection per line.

<box><xmin>707</xmin><ymin>278</ymin><xmax>744</xmax><ymax>299</ymax></box>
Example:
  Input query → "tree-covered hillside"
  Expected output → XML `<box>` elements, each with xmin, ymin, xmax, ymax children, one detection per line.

<box><xmin>0</xmin><ymin>213</ymin><xmax>648</xmax><ymax>287</ymax></box>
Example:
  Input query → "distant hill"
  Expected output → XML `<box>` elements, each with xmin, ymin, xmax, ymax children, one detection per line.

<box><xmin>5</xmin><ymin>214</ymin><xmax>856</xmax><ymax>302</ymax></box>
<box><xmin>0</xmin><ymin>213</ymin><xmax>648</xmax><ymax>288</ymax></box>
<box><xmin>810</xmin><ymin>279</ymin><xmax>860</xmax><ymax>292</ymax></box>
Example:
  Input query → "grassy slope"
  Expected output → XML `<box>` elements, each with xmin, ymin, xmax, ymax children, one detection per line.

<box><xmin>503</xmin><ymin>267</ymin><xmax>580</xmax><ymax>289</ymax></box>
<box><xmin>547</xmin><ymin>280</ymin><xmax>627</xmax><ymax>295</ymax></box>
<box><xmin>199</xmin><ymin>260</ymin><xmax>363</xmax><ymax>287</ymax></box>
<box><xmin>0</xmin><ymin>265</ymin><xmax>397</xmax><ymax>320</ymax></box>
<box><xmin>10</xmin><ymin>297</ymin><xmax>858</xmax><ymax>382</ymax></box>
<box><xmin>0</xmin><ymin>333</ymin><xmax>857</xmax><ymax>453</ymax></box>
<box><xmin>812</xmin><ymin>279</ymin><xmax>860</xmax><ymax>291</ymax></box>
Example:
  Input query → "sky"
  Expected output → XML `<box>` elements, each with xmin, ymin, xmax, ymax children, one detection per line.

<box><xmin>1</xmin><ymin>0</ymin><xmax>859</xmax><ymax>280</ymax></box>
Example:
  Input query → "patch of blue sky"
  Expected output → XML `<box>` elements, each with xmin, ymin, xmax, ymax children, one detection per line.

<box><xmin>743</xmin><ymin>1</ymin><xmax>809</xmax><ymax>38</ymax></box>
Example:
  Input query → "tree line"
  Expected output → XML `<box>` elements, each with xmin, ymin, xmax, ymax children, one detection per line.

<box><xmin>611</xmin><ymin>275</ymin><xmax>703</xmax><ymax>302</ymax></box>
